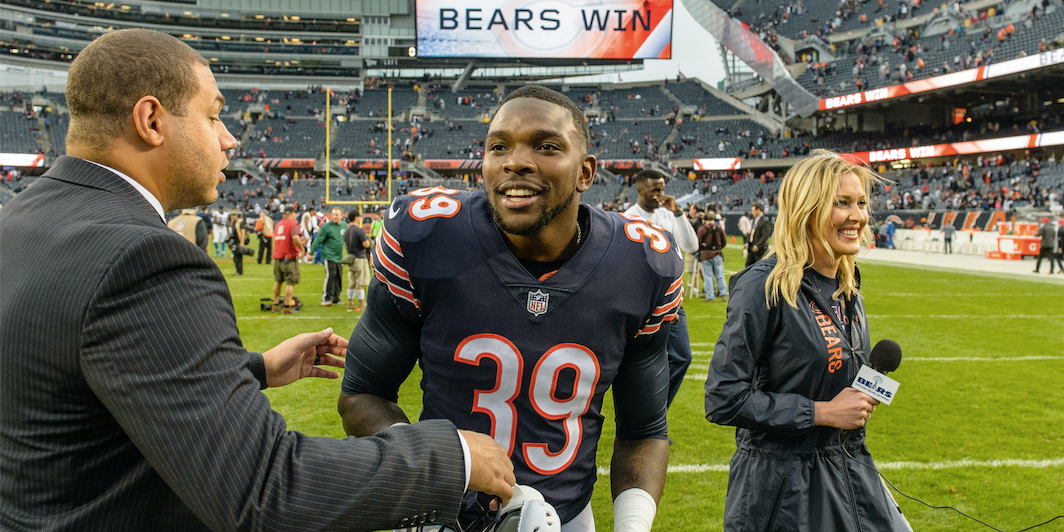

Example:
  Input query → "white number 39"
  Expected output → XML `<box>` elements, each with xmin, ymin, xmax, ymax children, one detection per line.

<box><xmin>455</xmin><ymin>335</ymin><xmax>600</xmax><ymax>475</ymax></box>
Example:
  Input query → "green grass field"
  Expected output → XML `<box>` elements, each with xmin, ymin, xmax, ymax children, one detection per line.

<box><xmin>223</xmin><ymin>241</ymin><xmax>1064</xmax><ymax>531</ymax></box>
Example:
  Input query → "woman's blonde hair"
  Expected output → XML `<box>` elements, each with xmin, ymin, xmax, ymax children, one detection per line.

<box><xmin>764</xmin><ymin>149</ymin><xmax>881</xmax><ymax>308</ymax></box>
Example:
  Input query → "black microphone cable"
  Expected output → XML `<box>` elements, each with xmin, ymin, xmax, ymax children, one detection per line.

<box><xmin>842</xmin><ymin>445</ymin><xmax>1064</xmax><ymax>532</ymax></box>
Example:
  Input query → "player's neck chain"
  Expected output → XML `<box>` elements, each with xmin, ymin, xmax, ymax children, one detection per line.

<box><xmin>575</xmin><ymin>223</ymin><xmax>582</xmax><ymax>246</ymax></box>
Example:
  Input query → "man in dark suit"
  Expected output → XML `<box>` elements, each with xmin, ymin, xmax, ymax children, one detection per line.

<box><xmin>745</xmin><ymin>201</ymin><xmax>772</xmax><ymax>267</ymax></box>
<box><xmin>1033</xmin><ymin>216</ymin><xmax>1058</xmax><ymax>273</ymax></box>
<box><xmin>0</xmin><ymin>29</ymin><xmax>513</xmax><ymax>532</ymax></box>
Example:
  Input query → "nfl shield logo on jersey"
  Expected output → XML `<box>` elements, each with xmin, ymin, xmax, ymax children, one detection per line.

<box><xmin>527</xmin><ymin>290</ymin><xmax>549</xmax><ymax>317</ymax></box>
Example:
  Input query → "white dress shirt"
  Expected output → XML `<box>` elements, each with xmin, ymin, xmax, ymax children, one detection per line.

<box><xmin>85</xmin><ymin>160</ymin><xmax>165</xmax><ymax>221</ymax></box>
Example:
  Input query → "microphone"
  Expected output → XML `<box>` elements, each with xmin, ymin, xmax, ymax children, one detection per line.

<box><xmin>870</xmin><ymin>339</ymin><xmax>902</xmax><ymax>374</ymax></box>
<box><xmin>852</xmin><ymin>339</ymin><xmax>902</xmax><ymax>405</ymax></box>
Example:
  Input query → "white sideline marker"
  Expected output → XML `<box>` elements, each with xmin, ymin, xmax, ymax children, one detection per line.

<box><xmin>597</xmin><ymin>457</ymin><xmax>1064</xmax><ymax>476</ymax></box>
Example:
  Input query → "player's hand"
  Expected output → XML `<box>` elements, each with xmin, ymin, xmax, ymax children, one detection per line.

<box><xmin>460</xmin><ymin>430</ymin><xmax>515</xmax><ymax>506</ymax></box>
<box><xmin>661</xmin><ymin>195</ymin><xmax>679</xmax><ymax>213</ymax></box>
<box><xmin>814</xmin><ymin>387</ymin><xmax>880</xmax><ymax>430</ymax></box>
<box><xmin>263</xmin><ymin>327</ymin><xmax>347</xmax><ymax>387</ymax></box>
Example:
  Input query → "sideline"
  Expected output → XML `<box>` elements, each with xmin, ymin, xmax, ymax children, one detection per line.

<box><xmin>597</xmin><ymin>457</ymin><xmax>1064</xmax><ymax>476</ymax></box>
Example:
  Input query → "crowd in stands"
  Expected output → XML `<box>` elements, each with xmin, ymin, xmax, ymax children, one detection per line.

<box><xmin>796</xmin><ymin>0</ymin><xmax>1062</xmax><ymax>98</ymax></box>
<box><xmin>6</xmin><ymin>0</ymin><xmax>360</xmax><ymax>33</ymax></box>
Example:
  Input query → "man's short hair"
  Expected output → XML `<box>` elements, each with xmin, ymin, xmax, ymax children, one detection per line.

<box><xmin>633</xmin><ymin>169</ymin><xmax>665</xmax><ymax>186</ymax></box>
<box><xmin>751</xmin><ymin>201</ymin><xmax>765</xmax><ymax>213</ymax></box>
<box><xmin>347</xmin><ymin>211</ymin><xmax>359</xmax><ymax>223</ymax></box>
<box><xmin>283</xmin><ymin>206</ymin><xmax>296</xmax><ymax>214</ymax></box>
<box><xmin>66</xmin><ymin>29</ymin><xmax>208</xmax><ymax>152</ymax></box>
<box><xmin>493</xmin><ymin>85</ymin><xmax>588</xmax><ymax>152</ymax></box>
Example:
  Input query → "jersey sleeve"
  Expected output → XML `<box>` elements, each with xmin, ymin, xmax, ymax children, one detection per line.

<box><xmin>637</xmin><ymin>273</ymin><xmax>684</xmax><ymax>336</ymax></box>
<box><xmin>370</xmin><ymin>196</ymin><xmax>422</xmax><ymax>316</ymax></box>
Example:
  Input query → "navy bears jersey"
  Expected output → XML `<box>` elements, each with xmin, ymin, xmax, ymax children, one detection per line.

<box><xmin>343</xmin><ymin>186</ymin><xmax>683</xmax><ymax>525</ymax></box>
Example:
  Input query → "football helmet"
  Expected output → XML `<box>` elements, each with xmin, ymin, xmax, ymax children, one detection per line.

<box><xmin>491</xmin><ymin>485</ymin><xmax>561</xmax><ymax>532</ymax></box>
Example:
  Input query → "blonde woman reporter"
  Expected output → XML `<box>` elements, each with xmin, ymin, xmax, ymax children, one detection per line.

<box><xmin>705</xmin><ymin>150</ymin><xmax>909</xmax><ymax>531</ymax></box>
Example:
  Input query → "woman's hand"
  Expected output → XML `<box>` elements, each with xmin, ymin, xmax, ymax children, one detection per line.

<box><xmin>814</xmin><ymin>387</ymin><xmax>880</xmax><ymax>430</ymax></box>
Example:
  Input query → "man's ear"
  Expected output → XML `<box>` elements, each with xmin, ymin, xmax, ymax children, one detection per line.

<box><xmin>577</xmin><ymin>154</ymin><xmax>597</xmax><ymax>193</ymax></box>
<box><xmin>131</xmin><ymin>96</ymin><xmax>166</xmax><ymax>148</ymax></box>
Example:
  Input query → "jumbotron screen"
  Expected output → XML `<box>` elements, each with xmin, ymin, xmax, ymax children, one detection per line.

<box><xmin>415</xmin><ymin>0</ymin><xmax>673</xmax><ymax>59</ymax></box>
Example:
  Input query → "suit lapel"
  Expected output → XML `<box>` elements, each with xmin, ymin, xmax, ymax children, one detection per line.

<box><xmin>43</xmin><ymin>156</ymin><xmax>167</xmax><ymax>227</ymax></box>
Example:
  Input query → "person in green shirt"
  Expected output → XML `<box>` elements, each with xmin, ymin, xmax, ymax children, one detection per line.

<box><xmin>310</xmin><ymin>207</ymin><xmax>346</xmax><ymax>305</ymax></box>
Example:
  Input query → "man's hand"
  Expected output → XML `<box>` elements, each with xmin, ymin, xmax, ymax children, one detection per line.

<box><xmin>263</xmin><ymin>327</ymin><xmax>347</xmax><ymax>387</ymax></box>
<box><xmin>460</xmin><ymin>430</ymin><xmax>516</xmax><ymax>507</ymax></box>
<box><xmin>661</xmin><ymin>194</ymin><xmax>679</xmax><ymax>214</ymax></box>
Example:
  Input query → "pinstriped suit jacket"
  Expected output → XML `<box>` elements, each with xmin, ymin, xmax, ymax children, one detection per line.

<box><xmin>0</xmin><ymin>156</ymin><xmax>466</xmax><ymax>531</ymax></box>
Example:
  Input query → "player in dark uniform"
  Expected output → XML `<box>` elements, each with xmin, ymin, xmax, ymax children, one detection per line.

<box><xmin>338</xmin><ymin>86</ymin><xmax>682</xmax><ymax>532</ymax></box>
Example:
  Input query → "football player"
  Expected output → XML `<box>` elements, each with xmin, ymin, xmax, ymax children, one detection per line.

<box><xmin>338</xmin><ymin>85</ymin><xmax>682</xmax><ymax>532</ymax></box>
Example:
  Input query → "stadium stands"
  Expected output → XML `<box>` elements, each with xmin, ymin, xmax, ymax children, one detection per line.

<box><xmin>599</xmin><ymin>85</ymin><xmax>677</xmax><ymax>119</ymax></box>
<box><xmin>667</xmin><ymin>81</ymin><xmax>746</xmax><ymax>116</ymax></box>
<box><xmin>0</xmin><ymin>112</ymin><xmax>42</xmax><ymax>154</ymax></box>
<box><xmin>248</xmin><ymin>117</ymin><xmax>327</xmax><ymax>158</ymax></box>
<box><xmin>796</xmin><ymin>4</ymin><xmax>1064</xmax><ymax>98</ymax></box>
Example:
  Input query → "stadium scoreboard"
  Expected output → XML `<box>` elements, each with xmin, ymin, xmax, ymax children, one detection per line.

<box><xmin>415</xmin><ymin>0</ymin><xmax>673</xmax><ymax>59</ymax></box>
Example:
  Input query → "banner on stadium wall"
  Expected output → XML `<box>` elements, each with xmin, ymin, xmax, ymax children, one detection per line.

<box><xmin>415</xmin><ymin>0</ymin><xmax>673</xmax><ymax>58</ymax></box>
<box><xmin>256</xmin><ymin>158</ymin><xmax>315</xmax><ymax>169</ymax></box>
<box><xmin>341</xmin><ymin>159</ymin><xmax>402</xmax><ymax>170</ymax></box>
<box><xmin>875</xmin><ymin>210</ymin><xmax>1008</xmax><ymax>231</ymax></box>
<box><xmin>0</xmin><ymin>153</ymin><xmax>45</xmax><ymax>167</ymax></box>
<box><xmin>424</xmin><ymin>160</ymin><xmax>484</xmax><ymax>170</ymax></box>
<box><xmin>600</xmin><ymin>160</ymin><xmax>646</xmax><ymax>171</ymax></box>
<box><xmin>844</xmin><ymin>130</ymin><xmax>1064</xmax><ymax>164</ymax></box>
<box><xmin>692</xmin><ymin>157</ymin><xmax>742</xmax><ymax>171</ymax></box>
<box><xmin>718</xmin><ymin>210</ymin><xmax>1006</xmax><ymax>235</ymax></box>
<box><xmin>819</xmin><ymin>49</ymin><xmax>1064</xmax><ymax>111</ymax></box>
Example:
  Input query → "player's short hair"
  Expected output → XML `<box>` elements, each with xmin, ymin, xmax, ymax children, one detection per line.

<box><xmin>633</xmin><ymin>169</ymin><xmax>665</xmax><ymax>186</ymax></box>
<box><xmin>493</xmin><ymin>85</ymin><xmax>588</xmax><ymax>152</ymax></box>
<box><xmin>66</xmin><ymin>29</ymin><xmax>208</xmax><ymax>153</ymax></box>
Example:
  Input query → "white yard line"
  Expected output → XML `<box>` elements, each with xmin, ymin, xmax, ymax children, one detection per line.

<box><xmin>690</xmin><ymin>314</ymin><xmax>1060</xmax><ymax>319</ymax></box>
<box><xmin>597</xmin><ymin>457</ymin><xmax>1064</xmax><ymax>476</ymax></box>
<box><xmin>685</xmin><ymin>355</ymin><xmax>1064</xmax><ymax>379</ymax></box>
<box><xmin>238</xmin><ymin>315</ymin><xmax>361</xmax><ymax>320</ymax></box>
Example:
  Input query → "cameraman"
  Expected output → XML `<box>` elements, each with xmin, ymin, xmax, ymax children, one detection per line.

<box><xmin>697</xmin><ymin>209</ymin><xmax>728</xmax><ymax>302</ymax></box>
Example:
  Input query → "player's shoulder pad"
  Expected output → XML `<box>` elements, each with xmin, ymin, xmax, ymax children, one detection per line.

<box><xmin>599</xmin><ymin>209</ymin><xmax>683</xmax><ymax>280</ymax></box>
<box><xmin>381</xmin><ymin>186</ymin><xmax>474</xmax><ymax>244</ymax></box>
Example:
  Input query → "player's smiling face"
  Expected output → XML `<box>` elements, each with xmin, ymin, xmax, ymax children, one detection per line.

<box><xmin>483</xmin><ymin>97</ymin><xmax>594</xmax><ymax>238</ymax></box>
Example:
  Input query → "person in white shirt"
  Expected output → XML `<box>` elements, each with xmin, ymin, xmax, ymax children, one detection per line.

<box><xmin>301</xmin><ymin>207</ymin><xmax>319</xmax><ymax>263</ymax></box>
<box><xmin>624</xmin><ymin>170</ymin><xmax>699</xmax><ymax>408</ymax></box>
<box><xmin>211</xmin><ymin>207</ymin><xmax>228</xmax><ymax>257</ymax></box>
